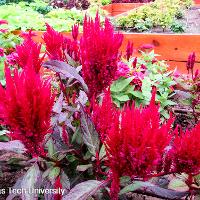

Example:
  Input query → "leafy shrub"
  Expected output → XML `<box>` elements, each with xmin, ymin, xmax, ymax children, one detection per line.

<box><xmin>170</xmin><ymin>21</ymin><xmax>185</xmax><ymax>33</ymax></box>
<box><xmin>0</xmin><ymin>0</ymin><xmax>32</xmax><ymax>5</ymax></box>
<box><xmin>0</xmin><ymin>4</ymin><xmax>106</xmax><ymax>31</ymax></box>
<box><xmin>134</xmin><ymin>18</ymin><xmax>153</xmax><ymax>32</ymax></box>
<box><xmin>101</xmin><ymin>0</ymin><xmax>111</xmax><ymax>5</ymax></box>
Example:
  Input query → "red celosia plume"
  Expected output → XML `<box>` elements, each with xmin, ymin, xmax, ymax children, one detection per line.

<box><xmin>80</xmin><ymin>13</ymin><xmax>123</xmax><ymax>98</ymax></box>
<box><xmin>186</xmin><ymin>52</ymin><xmax>195</xmax><ymax>74</ymax></box>
<box><xmin>43</xmin><ymin>23</ymin><xmax>65</xmax><ymax>61</ymax></box>
<box><xmin>95</xmin><ymin>89</ymin><xmax>175</xmax><ymax>199</ymax></box>
<box><xmin>92</xmin><ymin>90</ymin><xmax>119</xmax><ymax>142</ymax></box>
<box><xmin>43</xmin><ymin>24</ymin><xmax>80</xmax><ymax>63</ymax></box>
<box><xmin>0</xmin><ymin>66</ymin><xmax>55</xmax><ymax>157</ymax></box>
<box><xmin>126</xmin><ymin>41</ymin><xmax>134</xmax><ymax>61</ymax></box>
<box><xmin>173</xmin><ymin>122</ymin><xmax>200</xmax><ymax>175</ymax></box>
<box><xmin>15</xmin><ymin>30</ymin><xmax>44</xmax><ymax>73</ymax></box>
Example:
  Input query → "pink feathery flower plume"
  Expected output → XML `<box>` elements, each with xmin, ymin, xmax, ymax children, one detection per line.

<box><xmin>0</xmin><ymin>62</ymin><xmax>55</xmax><ymax>157</ymax></box>
<box><xmin>80</xmin><ymin>13</ymin><xmax>123</xmax><ymax>98</ymax></box>
<box><xmin>15</xmin><ymin>30</ymin><xmax>44</xmax><ymax>73</ymax></box>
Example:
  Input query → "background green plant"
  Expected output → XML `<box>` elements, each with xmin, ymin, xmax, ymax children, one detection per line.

<box><xmin>0</xmin><ymin>3</ymin><xmax>107</xmax><ymax>32</ymax></box>
<box><xmin>116</xmin><ymin>0</ymin><xmax>193</xmax><ymax>32</ymax></box>
<box><xmin>111</xmin><ymin>51</ymin><xmax>176</xmax><ymax>118</ymax></box>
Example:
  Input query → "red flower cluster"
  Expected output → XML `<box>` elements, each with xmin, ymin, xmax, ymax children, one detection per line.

<box><xmin>15</xmin><ymin>31</ymin><xmax>44</xmax><ymax>73</ymax></box>
<box><xmin>80</xmin><ymin>13</ymin><xmax>123</xmax><ymax>98</ymax></box>
<box><xmin>186</xmin><ymin>52</ymin><xmax>195</xmax><ymax>74</ymax></box>
<box><xmin>0</xmin><ymin>66</ymin><xmax>55</xmax><ymax>157</ymax></box>
<box><xmin>43</xmin><ymin>24</ymin><xmax>64</xmax><ymax>61</ymax></box>
<box><xmin>43</xmin><ymin>24</ymin><xmax>80</xmax><ymax>62</ymax></box>
<box><xmin>173</xmin><ymin>122</ymin><xmax>200</xmax><ymax>175</ymax></box>
<box><xmin>92</xmin><ymin>90</ymin><xmax>119</xmax><ymax>141</ymax></box>
<box><xmin>94</xmin><ymin>89</ymin><xmax>175</xmax><ymax>199</ymax></box>
<box><xmin>126</xmin><ymin>41</ymin><xmax>134</xmax><ymax>61</ymax></box>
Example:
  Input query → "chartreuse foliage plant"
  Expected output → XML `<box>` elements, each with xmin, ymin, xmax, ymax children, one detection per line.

<box><xmin>0</xmin><ymin>3</ymin><xmax>107</xmax><ymax>32</ymax></box>
<box><xmin>116</xmin><ymin>0</ymin><xmax>192</xmax><ymax>32</ymax></box>
<box><xmin>0</xmin><ymin>12</ymin><xmax>200</xmax><ymax>200</ymax></box>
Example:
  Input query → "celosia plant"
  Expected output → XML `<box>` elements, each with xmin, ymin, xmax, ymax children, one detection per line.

<box><xmin>15</xmin><ymin>31</ymin><xmax>44</xmax><ymax>73</ymax></box>
<box><xmin>0</xmin><ymin>65</ymin><xmax>55</xmax><ymax>157</ymax></box>
<box><xmin>80</xmin><ymin>13</ymin><xmax>123</xmax><ymax>98</ymax></box>
<box><xmin>173</xmin><ymin>122</ymin><xmax>200</xmax><ymax>176</ymax></box>
<box><xmin>103</xmin><ymin>89</ymin><xmax>175</xmax><ymax>199</ymax></box>
<box><xmin>43</xmin><ymin>23</ymin><xmax>80</xmax><ymax>63</ymax></box>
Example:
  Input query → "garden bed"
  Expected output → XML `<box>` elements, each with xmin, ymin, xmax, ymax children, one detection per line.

<box><xmin>101</xmin><ymin>3</ymin><xmax>146</xmax><ymax>16</ymax></box>
<box><xmin>116</xmin><ymin>5</ymin><xmax>200</xmax><ymax>34</ymax></box>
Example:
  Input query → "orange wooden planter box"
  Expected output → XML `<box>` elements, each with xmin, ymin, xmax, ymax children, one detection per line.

<box><xmin>101</xmin><ymin>3</ymin><xmax>145</xmax><ymax>16</ymax></box>
<box><xmin>14</xmin><ymin>30</ymin><xmax>200</xmax><ymax>73</ymax></box>
<box><xmin>120</xmin><ymin>33</ymin><xmax>200</xmax><ymax>73</ymax></box>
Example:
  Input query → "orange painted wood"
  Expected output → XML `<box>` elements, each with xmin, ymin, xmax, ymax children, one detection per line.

<box><xmin>101</xmin><ymin>3</ymin><xmax>145</xmax><ymax>16</ymax></box>
<box><xmin>122</xmin><ymin>33</ymin><xmax>200</xmax><ymax>62</ymax></box>
<box><xmin>166</xmin><ymin>61</ymin><xmax>200</xmax><ymax>74</ymax></box>
<box><xmin>13</xmin><ymin>31</ymin><xmax>200</xmax><ymax>73</ymax></box>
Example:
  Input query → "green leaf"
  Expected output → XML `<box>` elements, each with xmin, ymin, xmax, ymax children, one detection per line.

<box><xmin>168</xmin><ymin>178</ymin><xmax>189</xmax><ymax>192</ymax></box>
<box><xmin>119</xmin><ymin>182</ymin><xmax>142</xmax><ymax>195</ymax></box>
<box><xmin>99</xmin><ymin>144</ymin><xmax>106</xmax><ymax>160</ymax></box>
<box><xmin>47</xmin><ymin>138</ymin><xmax>56</xmax><ymax>159</ymax></box>
<box><xmin>115</xmin><ymin>94</ymin><xmax>130</xmax><ymax>102</ymax></box>
<box><xmin>129</xmin><ymin>90</ymin><xmax>144</xmax><ymax>99</ymax></box>
<box><xmin>76</xmin><ymin>164</ymin><xmax>93</xmax><ymax>172</ymax></box>
<box><xmin>142</xmin><ymin>77</ymin><xmax>152</xmax><ymax>102</ymax></box>
<box><xmin>111</xmin><ymin>77</ymin><xmax>134</xmax><ymax>93</ymax></box>
<box><xmin>48</xmin><ymin>167</ymin><xmax>60</xmax><ymax>183</ymax></box>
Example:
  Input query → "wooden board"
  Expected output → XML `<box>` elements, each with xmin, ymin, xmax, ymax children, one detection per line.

<box><xmin>14</xmin><ymin>31</ymin><xmax>200</xmax><ymax>73</ymax></box>
<box><xmin>121</xmin><ymin>33</ymin><xmax>200</xmax><ymax>72</ymax></box>
<box><xmin>101</xmin><ymin>3</ymin><xmax>145</xmax><ymax>16</ymax></box>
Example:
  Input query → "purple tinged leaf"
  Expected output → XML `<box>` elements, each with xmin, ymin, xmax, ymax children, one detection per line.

<box><xmin>6</xmin><ymin>177</ymin><xmax>24</xmax><ymax>200</ymax></box>
<box><xmin>80</xmin><ymin>106</ymin><xmax>100</xmax><ymax>156</ymax></box>
<box><xmin>60</xmin><ymin>170</ymin><xmax>70</xmax><ymax>192</ymax></box>
<box><xmin>62</xmin><ymin>180</ymin><xmax>106</xmax><ymax>200</ymax></box>
<box><xmin>76</xmin><ymin>90</ymin><xmax>88</xmax><ymax>106</ymax></box>
<box><xmin>0</xmin><ymin>140</ymin><xmax>26</xmax><ymax>154</ymax></box>
<box><xmin>53</xmin><ymin>92</ymin><xmax>64</xmax><ymax>114</ymax></box>
<box><xmin>43</xmin><ymin>60</ymin><xmax>88</xmax><ymax>92</ymax></box>
<box><xmin>21</xmin><ymin>163</ymin><xmax>42</xmax><ymax>200</ymax></box>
